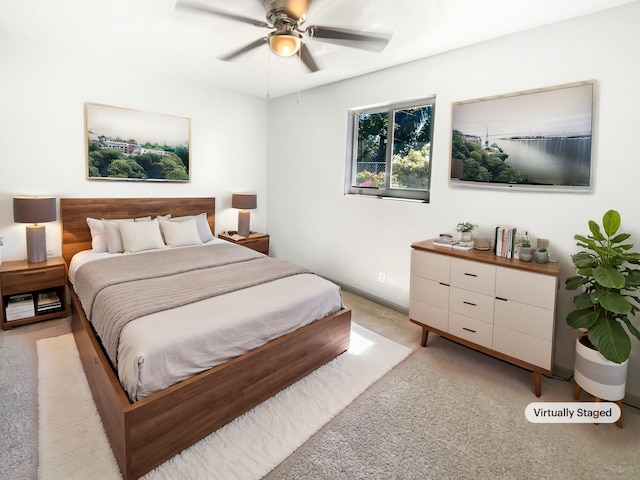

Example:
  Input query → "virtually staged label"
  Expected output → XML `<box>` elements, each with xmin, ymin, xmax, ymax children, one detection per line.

<box><xmin>525</xmin><ymin>402</ymin><xmax>621</xmax><ymax>423</ymax></box>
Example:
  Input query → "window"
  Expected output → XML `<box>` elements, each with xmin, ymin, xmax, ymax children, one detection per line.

<box><xmin>345</xmin><ymin>97</ymin><xmax>435</xmax><ymax>201</ymax></box>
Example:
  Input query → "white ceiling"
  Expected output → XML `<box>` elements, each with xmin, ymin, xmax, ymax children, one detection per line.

<box><xmin>0</xmin><ymin>0</ymin><xmax>635</xmax><ymax>98</ymax></box>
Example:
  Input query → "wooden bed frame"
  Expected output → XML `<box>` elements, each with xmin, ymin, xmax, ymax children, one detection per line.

<box><xmin>60</xmin><ymin>198</ymin><xmax>352</xmax><ymax>480</ymax></box>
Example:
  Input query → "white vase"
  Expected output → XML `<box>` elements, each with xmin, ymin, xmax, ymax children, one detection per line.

<box><xmin>460</xmin><ymin>232</ymin><xmax>471</xmax><ymax>242</ymax></box>
<box><xmin>574</xmin><ymin>336</ymin><xmax>628</xmax><ymax>401</ymax></box>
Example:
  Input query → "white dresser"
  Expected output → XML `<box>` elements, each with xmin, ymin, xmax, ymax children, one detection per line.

<box><xmin>410</xmin><ymin>239</ymin><xmax>560</xmax><ymax>396</ymax></box>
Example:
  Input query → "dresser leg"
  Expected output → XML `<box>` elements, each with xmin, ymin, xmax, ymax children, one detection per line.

<box><xmin>533</xmin><ymin>371</ymin><xmax>541</xmax><ymax>397</ymax></box>
<box><xmin>421</xmin><ymin>328</ymin><xmax>429</xmax><ymax>347</ymax></box>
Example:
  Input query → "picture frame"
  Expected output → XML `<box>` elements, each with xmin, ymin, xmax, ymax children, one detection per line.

<box><xmin>85</xmin><ymin>103</ymin><xmax>191</xmax><ymax>182</ymax></box>
<box><xmin>449</xmin><ymin>81</ymin><xmax>595</xmax><ymax>192</ymax></box>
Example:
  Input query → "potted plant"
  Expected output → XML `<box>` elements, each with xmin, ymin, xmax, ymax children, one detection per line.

<box><xmin>518</xmin><ymin>233</ymin><xmax>533</xmax><ymax>262</ymax></box>
<box><xmin>566</xmin><ymin>209</ymin><xmax>640</xmax><ymax>401</ymax></box>
<box><xmin>534</xmin><ymin>246</ymin><xmax>549</xmax><ymax>263</ymax></box>
<box><xmin>456</xmin><ymin>222</ymin><xmax>477</xmax><ymax>242</ymax></box>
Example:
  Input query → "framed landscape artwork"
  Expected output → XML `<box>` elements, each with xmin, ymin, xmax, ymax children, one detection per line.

<box><xmin>85</xmin><ymin>103</ymin><xmax>191</xmax><ymax>182</ymax></box>
<box><xmin>449</xmin><ymin>81</ymin><xmax>594</xmax><ymax>192</ymax></box>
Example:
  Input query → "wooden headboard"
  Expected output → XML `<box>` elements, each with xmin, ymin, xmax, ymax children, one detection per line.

<box><xmin>60</xmin><ymin>197</ymin><xmax>216</xmax><ymax>266</ymax></box>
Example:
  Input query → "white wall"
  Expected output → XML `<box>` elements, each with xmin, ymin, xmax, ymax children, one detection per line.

<box><xmin>0</xmin><ymin>32</ymin><xmax>269</xmax><ymax>260</ymax></box>
<box><xmin>267</xmin><ymin>2</ymin><xmax>640</xmax><ymax>400</ymax></box>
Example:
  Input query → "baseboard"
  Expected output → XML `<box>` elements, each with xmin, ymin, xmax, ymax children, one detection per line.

<box><xmin>335</xmin><ymin>282</ymin><xmax>409</xmax><ymax>316</ymax></box>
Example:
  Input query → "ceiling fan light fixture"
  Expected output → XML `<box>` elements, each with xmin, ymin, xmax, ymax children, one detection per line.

<box><xmin>268</xmin><ymin>30</ymin><xmax>301</xmax><ymax>57</ymax></box>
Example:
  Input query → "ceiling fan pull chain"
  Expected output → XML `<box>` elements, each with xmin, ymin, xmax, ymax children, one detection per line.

<box><xmin>267</xmin><ymin>49</ymin><xmax>272</xmax><ymax>99</ymax></box>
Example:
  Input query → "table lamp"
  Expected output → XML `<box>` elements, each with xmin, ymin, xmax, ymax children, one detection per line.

<box><xmin>231</xmin><ymin>193</ymin><xmax>257</xmax><ymax>236</ymax></box>
<box><xmin>13</xmin><ymin>196</ymin><xmax>57</xmax><ymax>263</ymax></box>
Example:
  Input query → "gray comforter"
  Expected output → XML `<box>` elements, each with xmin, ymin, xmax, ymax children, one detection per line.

<box><xmin>74</xmin><ymin>243</ymin><xmax>308</xmax><ymax>366</ymax></box>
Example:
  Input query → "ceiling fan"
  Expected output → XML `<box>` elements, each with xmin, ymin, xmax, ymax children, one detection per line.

<box><xmin>176</xmin><ymin>0</ymin><xmax>392</xmax><ymax>72</ymax></box>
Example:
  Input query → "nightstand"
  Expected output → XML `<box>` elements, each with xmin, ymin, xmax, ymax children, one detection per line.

<box><xmin>0</xmin><ymin>257</ymin><xmax>68</xmax><ymax>330</ymax></box>
<box><xmin>218</xmin><ymin>232</ymin><xmax>270</xmax><ymax>255</ymax></box>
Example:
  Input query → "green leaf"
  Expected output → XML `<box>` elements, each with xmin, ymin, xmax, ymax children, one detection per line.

<box><xmin>602</xmin><ymin>209</ymin><xmax>621</xmax><ymax>238</ymax></box>
<box><xmin>573</xmin><ymin>292</ymin><xmax>595</xmax><ymax>309</ymax></box>
<box><xmin>572</xmin><ymin>252</ymin><xmax>597</xmax><ymax>268</ymax></box>
<box><xmin>592</xmin><ymin>266</ymin><xmax>625</xmax><ymax>289</ymax></box>
<box><xmin>588</xmin><ymin>220</ymin><xmax>605</xmax><ymax>242</ymax></box>
<box><xmin>625</xmin><ymin>269</ymin><xmax>640</xmax><ymax>287</ymax></box>
<box><xmin>566</xmin><ymin>308</ymin><xmax>599</xmax><ymax>329</ymax></box>
<box><xmin>565</xmin><ymin>275</ymin><xmax>587</xmax><ymax>291</ymax></box>
<box><xmin>610</xmin><ymin>233</ymin><xmax>631</xmax><ymax>245</ymax></box>
<box><xmin>588</xmin><ymin>318</ymin><xmax>630</xmax><ymax>363</ymax></box>
<box><xmin>595</xmin><ymin>291</ymin><xmax>633</xmax><ymax>315</ymax></box>
<box><xmin>620</xmin><ymin>317</ymin><xmax>640</xmax><ymax>342</ymax></box>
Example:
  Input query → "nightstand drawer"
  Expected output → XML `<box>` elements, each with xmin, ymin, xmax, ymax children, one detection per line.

<box><xmin>1</xmin><ymin>267</ymin><xmax>65</xmax><ymax>296</ymax></box>
<box><xmin>241</xmin><ymin>237</ymin><xmax>269</xmax><ymax>254</ymax></box>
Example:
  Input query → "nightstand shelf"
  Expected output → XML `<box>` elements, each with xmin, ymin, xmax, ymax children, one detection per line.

<box><xmin>0</xmin><ymin>257</ymin><xmax>68</xmax><ymax>330</ymax></box>
<box><xmin>218</xmin><ymin>232</ymin><xmax>269</xmax><ymax>255</ymax></box>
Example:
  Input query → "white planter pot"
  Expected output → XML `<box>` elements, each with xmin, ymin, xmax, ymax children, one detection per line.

<box><xmin>574</xmin><ymin>337</ymin><xmax>628</xmax><ymax>401</ymax></box>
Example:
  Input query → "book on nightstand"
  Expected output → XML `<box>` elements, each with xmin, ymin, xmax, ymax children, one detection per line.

<box><xmin>6</xmin><ymin>294</ymin><xmax>35</xmax><ymax>320</ymax></box>
<box><xmin>37</xmin><ymin>292</ymin><xmax>62</xmax><ymax>314</ymax></box>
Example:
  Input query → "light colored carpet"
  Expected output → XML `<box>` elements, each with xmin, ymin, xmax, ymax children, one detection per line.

<box><xmin>37</xmin><ymin>323</ymin><xmax>411</xmax><ymax>480</ymax></box>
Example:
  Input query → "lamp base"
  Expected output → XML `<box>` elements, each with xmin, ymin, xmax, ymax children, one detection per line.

<box><xmin>237</xmin><ymin>210</ymin><xmax>251</xmax><ymax>236</ymax></box>
<box><xmin>26</xmin><ymin>225</ymin><xmax>47</xmax><ymax>263</ymax></box>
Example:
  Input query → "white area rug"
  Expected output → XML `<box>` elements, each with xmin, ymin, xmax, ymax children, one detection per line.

<box><xmin>37</xmin><ymin>323</ymin><xmax>411</xmax><ymax>480</ymax></box>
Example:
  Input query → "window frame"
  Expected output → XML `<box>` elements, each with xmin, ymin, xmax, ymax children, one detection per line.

<box><xmin>344</xmin><ymin>97</ymin><xmax>435</xmax><ymax>202</ymax></box>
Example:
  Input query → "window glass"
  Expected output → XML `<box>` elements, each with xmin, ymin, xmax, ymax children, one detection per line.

<box><xmin>346</xmin><ymin>98</ymin><xmax>434</xmax><ymax>201</ymax></box>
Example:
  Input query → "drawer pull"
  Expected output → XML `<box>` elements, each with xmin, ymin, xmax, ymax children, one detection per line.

<box><xmin>462</xmin><ymin>327</ymin><xmax>477</xmax><ymax>333</ymax></box>
<box><xmin>463</xmin><ymin>301</ymin><xmax>477</xmax><ymax>307</ymax></box>
<box><xmin>464</xmin><ymin>272</ymin><xmax>478</xmax><ymax>277</ymax></box>
<box><xmin>439</xmin><ymin>282</ymin><xmax>450</xmax><ymax>287</ymax></box>
<box><xmin>24</xmin><ymin>270</ymin><xmax>47</xmax><ymax>275</ymax></box>
<box><xmin>496</xmin><ymin>297</ymin><xmax>508</xmax><ymax>302</ymax></box>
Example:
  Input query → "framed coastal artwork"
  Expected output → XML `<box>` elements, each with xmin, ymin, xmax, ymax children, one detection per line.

<box><xmin>449</xmin><ymin>81</ymin><xmax>595</xmax><ymax>192</ymax></box>
<box><xmin>84</xmin><ymin>103</ymin><xmax>191</xmax><ymax>182</ymax></box>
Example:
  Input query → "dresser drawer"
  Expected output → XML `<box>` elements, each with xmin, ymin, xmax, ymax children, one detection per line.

<box><xmin>450</xmin><ymin>258</ymin><xmax>495</xmax><ymax>295</ymax></box>
<box><xmin>493</xmin><ymin>325</ymin><xmax>552</xmax><ymax>370</ymax></box>
<box><xmin>495</xmin><ymin>267</ymin><xmax>556</xmax><ymax>309</ymax></box>
<box><xmin>410</xmin><ymin>298</ymin><xmax>449</xmax><ymax>331</ymax></box>
<box><xmin>411</xmin><ymin>250</ymin><xmax>450</xmax><ymax>284</ymax></box>
<box><xmin>494</xmin><ymin>299</ymin><xmax>554</xmax><ymax>340</ymax></box>
<box><xmin>449</xmin><ymin>287</ymin><xmax>494</xmax><ymax>324</ymax></box>
<box><xmin>449</xmin><ymin>312</ymin><xmax>493</xmax><ymax>349</ymax></box>
<box><xmin>410</xmin><ymin>276</ymin><xmax>449</xmax><ymax>309</ymax></box>
<box><xmin>0</xmin><ymin>267</ymin><xmax>65</xmax><ymax>296</ymax></box>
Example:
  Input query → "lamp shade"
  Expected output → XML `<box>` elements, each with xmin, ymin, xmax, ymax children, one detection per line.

<box><xmin>13</xmin><ymin>197</ymin><xmax>57</xmax><ymax>224</ymax></box>
<box><xmin>231</xmin><ymin>193</ymin><xmax>257</xmax><ymax>210</ymax></box>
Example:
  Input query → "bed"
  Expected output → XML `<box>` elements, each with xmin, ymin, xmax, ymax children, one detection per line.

<box><xmin>60</xmin><ymin>197</ymin><xmax>352</xmax><ymax>480</ymax></box>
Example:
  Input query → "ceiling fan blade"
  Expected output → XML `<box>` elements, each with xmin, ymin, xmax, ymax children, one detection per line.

<box><xmin>284</xmin><ymin>0</ymin><xmax>311</xmax><ymax>20</ymax></box>
<box><xmin>220</xmin><ymin>38</ymin><xmax>267</xmax><ymax>62</ymax></box>
<box><xmin>176</xmin><ymin>1</ymin><xmax>270</xmax><ymax>28</ymax></box>
<box><xmin>306</xmin><ymin>25</ymin><xmax>391</xmax><ymax>52</ymax></box>
<box><xmin>299</xmin><ymin>43</ymin><xmax>319</xmax><ymax>72</ymax></box>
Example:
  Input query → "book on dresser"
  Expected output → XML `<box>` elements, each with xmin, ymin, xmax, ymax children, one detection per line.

<box><xmin>5</xmin><ymin>293</ymin><xmax>35</xmax><ymax>320</ymax></box>
<box><xmin>494</xmin><ymin>225</ymin><xmax>517</xmax><ymax>258</ymax></box>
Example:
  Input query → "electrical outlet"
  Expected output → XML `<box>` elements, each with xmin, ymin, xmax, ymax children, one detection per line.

<box><xmin>378</xmin><ymin>272</ymin><xmax>386</xmax><ymax>283</ymax></box>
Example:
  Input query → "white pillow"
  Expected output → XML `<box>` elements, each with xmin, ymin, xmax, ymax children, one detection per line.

<box><xmin>102</xmin><ymin>219</ymin><xmax>134</xmax><ymax>254</ymax></box>
<box><xmin>86</xmin><ymin>217</ymin><xmax>107</xmax><ymax>253</ymax></box>
<box><xmin>119</xmin><ymin>218</ymin><xmax>166</xmax><ymax>253</ymax></box>
<box><xmin>170</xmin><ymin>213</ymin><xmax>215</xmax><ymax>243</ymax></box>
<box><xmin>160</xmin><ymin>218</ymin><xmax>203</xmax><ymax>247</ymax></box>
